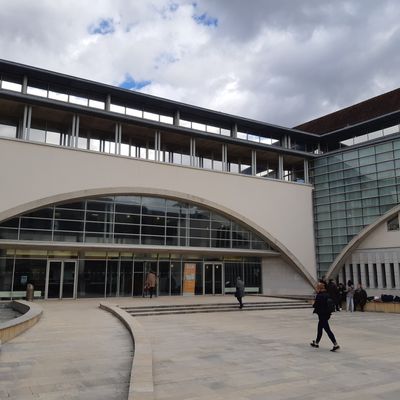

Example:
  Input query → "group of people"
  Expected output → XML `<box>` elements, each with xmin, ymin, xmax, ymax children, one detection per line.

<box><xmin>326</xmin><ymin>279</ymin><xmax>368</xmax><ymax>312</ymax></box>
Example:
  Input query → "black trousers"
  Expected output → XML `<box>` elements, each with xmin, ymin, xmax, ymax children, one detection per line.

<box><xmin>236</xmin><ymin>296</ymin><xmax>243</xmax><ymax>308</ymax></box>
<box><xmin>316</xmin><ymin>316</ymin><xmax>336</xmax><ymax>344</ymax></box>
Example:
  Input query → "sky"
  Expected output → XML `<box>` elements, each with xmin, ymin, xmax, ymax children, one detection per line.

<box><xmin>1</xmin><ymin>0</ymin><xmax>400</xmax><ymax>127</ymax></box>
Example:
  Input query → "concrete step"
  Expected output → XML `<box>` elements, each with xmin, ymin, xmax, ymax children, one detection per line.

<box><xmin>121</xmin><ymin>302</ymin><xmax>312</xmax><ymax>316</ymax></box>
<box><xmin>121</xmin><ymin>300</ymin><xmax>309</xmax><ymax>311</ymax></box>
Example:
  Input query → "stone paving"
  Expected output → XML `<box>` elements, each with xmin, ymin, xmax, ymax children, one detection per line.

<box><xmin>130</xmin><ymin>303</ymin><xmax>400</xmax><ymax>400</ymax></box>
<box><xmin>0</xmin><ymin>299</ymin><xmax>132</xmax><ymax>400</ymax></box>
<box><xmin>1</xmin><ymin>296</ymin><xmax>400</xmax><ymax>400</ymax></box>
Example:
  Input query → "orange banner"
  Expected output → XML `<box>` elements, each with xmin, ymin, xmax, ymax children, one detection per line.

<box><xmin>183</xmin><ymin>263</ymin><xmax>196</xmax><ymax>296</ymax></box>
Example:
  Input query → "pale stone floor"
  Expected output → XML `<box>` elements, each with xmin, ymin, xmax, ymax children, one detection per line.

<box><xmin>1</xmin><ymin>297</ymin><xmax>400</xmax><ymax>400</ymax></box>
<box><xmin>133</xmin><ymin>304</ymin><xmax>400</xmax><ymax>400</ymax></box>
<box><xmin>0</xmin><ymin>299</ymin><xmax>132</xmax><ymax>400</ymax></box>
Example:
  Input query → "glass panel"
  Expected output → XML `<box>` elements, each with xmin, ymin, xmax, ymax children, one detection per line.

<box><xmin>77</xmin><ymin>260</ymin><xmax>106</xmax><ymax>298</ymax></box>
<box><xmin>204</xmin><ymin>263</ymin><xmax>213</xmax><ymax>294</ymax></box>
<box><xmin>48</xmin><ymin>261</ymin><xmax>62</xmax><ymax>298</ymax></box>
<box><xmin>13</xmin><ymin>259</ymin><xmax>46</xmax><ymax>297</ymax></box>
<box><xmin>214</xmin><ymin>263</ymin><xmax>223</xmax><ymax>294</ymax></box>
<box><xmin>119</xmin><ymin>261</ymin><xmax>133</xmax><ymax>296</ymax></box>
<box><xmin>0</xmin><ymin>258</ymin><xmax>13</xmax><ymax>291</ymax></box>
<box><xmin>106</xmin><ymin>260</ymin><xmax>118</xmax><ymax>297</ymax></box>
<box><xmin>158</xmin><ymin>261</ymin><xmax>170</xmax><ymax>296</ymax></box>
<box><xmin>170</xmin><ymin>261</ymin><xmax>182</xmax><ymax>295</ymax></box>
<box><xmin>62</xmin><ymin>261</ymin><xmax>76</xmax><ymax>298</ymax></box>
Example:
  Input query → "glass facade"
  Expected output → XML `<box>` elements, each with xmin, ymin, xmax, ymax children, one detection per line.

<box><xmin>0</xmin><ymin>251</ymin><xmax>261</xmax><ymax>298</ymax></box>
<box><xmin>311</xmin><ymin>138</ymin><xmax>400</xmax><ymax>276</ymax></box>
<box><xmin>0</xmin><ymin>195</ymin><xmax>270</xmax><ymax>251</ymax></box>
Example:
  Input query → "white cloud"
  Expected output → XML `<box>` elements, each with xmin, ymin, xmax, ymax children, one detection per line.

<box><xmin>1</xmin><ymin>0</ymin><xmax>400</xmax><ymax>127</ymax></box>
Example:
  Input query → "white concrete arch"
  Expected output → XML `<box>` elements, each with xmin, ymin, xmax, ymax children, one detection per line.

<box><xmin>0</xmin><ymin>186</ymin><xmax>316</xmax><ymax>288</ymax></box>
<box><xmin>326</xmin><ymin>203</ymin><xmax>400</xmax><ymax>279</ymax></box>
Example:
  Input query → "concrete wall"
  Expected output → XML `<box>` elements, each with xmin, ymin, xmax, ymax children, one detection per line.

<box><xmin>357</xmin><ymin>220</ymin><xmax>400</xmax><ymax>250</ymax></box>
<box><xmin>262</xmin><ymin>257</ymin><xmax>313</xmax><ymax>296</ymax></box>
<box><xmin>0</xmin><ymin>138</ymin><xmax>316</xmax><ymax>286</ymax></box>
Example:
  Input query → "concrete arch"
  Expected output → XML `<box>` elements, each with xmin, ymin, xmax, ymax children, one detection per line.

<box><xmin>0</xmin><ymin>186</ymin><xmax>316</xmax><ymax>288</ymax></box>
<box><xmin>326</xmin><ymin>204</ymin><xmax>400</xmax><ymax>279</ymax></box>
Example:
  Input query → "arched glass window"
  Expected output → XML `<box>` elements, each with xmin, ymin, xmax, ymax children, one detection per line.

<box><xmin>0</xmin><ymin>195</ymin><xmax>271</xmax><ymax>250</ymax></box>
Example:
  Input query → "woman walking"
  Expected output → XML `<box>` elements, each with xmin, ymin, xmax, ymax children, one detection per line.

<box><xmin>310</xmin><ymin>282</ymin><xmax>340</xmax><ymax>352</ymax></box>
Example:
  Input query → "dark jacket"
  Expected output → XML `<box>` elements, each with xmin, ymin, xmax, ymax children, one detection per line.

<box><xmin>327</xmin><ymin>281</ymin><xmax>339</xmax><ymax>303</ymax></box>
<box><xmin>313</xmin><ymin>291</ymin><xmax>332</xmax><ymax>319</ymax></box>
<box><xmin>354</xmin><ymin>288</ymin><xmax>367</xmax><ymax>306</ymax></box>
<box><xmin>235</xmin><ymin>279</ymin><xmax>245</xmax><ymax>298</ymax></box>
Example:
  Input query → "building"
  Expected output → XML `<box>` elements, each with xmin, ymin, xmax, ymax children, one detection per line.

<box><xmin>0</xmin><ymin>59</ymin><xmax>399</xmax><ymax>299</ymax></box>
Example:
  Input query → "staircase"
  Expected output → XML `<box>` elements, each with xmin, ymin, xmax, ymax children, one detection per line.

<box><xmin>120</xmin><ymin>299</ymin><xmax>312</xmax><ymax>317</ymax></box>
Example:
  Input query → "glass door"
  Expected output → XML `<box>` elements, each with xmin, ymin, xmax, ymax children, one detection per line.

<box><xmin>62</xmin><ymin>261</ymin><xmax>77</xmax><ymax>298</ymax></box>
<box><xmin>204</xmin><ymin>263</ymin><xmax>223</xmax><ymax>295</ymax></box>
<box><xmin>47</xmin><ymin>261</ymin><xmax>62</xmax><ymax>299</ymax></box>
<box><xmin>46</xmin><ymin>260</ymin><xmax>77</xmax><ymax>299</ymax></box>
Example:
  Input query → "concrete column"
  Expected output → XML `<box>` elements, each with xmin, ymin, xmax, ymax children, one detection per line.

<box><xmin>394</xmin><ymin>251</ymin><xmax>400</xmax><ymax>289</ymax></box>
<box><xmin>105</xmin><ymin>94</ymin><xmax>111</xmax><ymax>112</ymax></box>
<box><xmin>71</xmin><ymin>115</ymin><xmax>76</xmax><ymax>147</ymax></box>
<box><xmin>22</xmin><ymin>75</ymin><xmax>28</xmax><ymax>94</ymax></box>
<box><xmin>231</xmin><ymin>123</ymin><xmax>238</xmax><ymax>138</ymax></box>
<box><xmin>278</xmin><ymin>154</ymin><xmax>284</xmax><ymax>180</ymax></box>
<box><xmin>251</xmin><ymin>150</ymin><xmax>256</xmax><ymax>176</ymax></box>
<box><xmin>24</xmin><ymin>106</ymin><xmax>32</xmax><ymax>140</ymax></box>
<box><xmin>385</xmin><ymin>260</ymin><xmax>392</xmax><ymax>289</ymax></box>
<box><xmin>345</xmin><ymin>263</ymin><xmax>351</xmax><ymax>284</ymax></box>
<box><xmin>174</xmin><ymin>110</ymin><xmax>180</xmax><ymax>126</ymax></box>
<box><xmin>115</xmin><ymin>123</ymin><xmax>122</xmax><ymax>155</ymax></box>
<box><xmin>222</xmin><ymin>144</ymin><xmax>228</xmax><ymax>172</ymax></box>
<box><xmin>190</xmin><ymin>137</ymin><xmax>196</xmax><ymax>167</ymax></box>
<box><xmin>304</xmin><ymin>159</ymin><xmax>309</xmax><ymax>184</ymax></box>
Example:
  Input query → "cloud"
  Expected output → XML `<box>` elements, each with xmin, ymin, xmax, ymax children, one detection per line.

<box><xmin>0</xmin><ymin>0</ymin><xmax>400</xmax><ymax>127</ymax></box>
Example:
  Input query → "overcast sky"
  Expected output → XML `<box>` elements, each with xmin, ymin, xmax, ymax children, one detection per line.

<box><xmin>1</xmin><ymin>0</ymin><xmax>400</xmax><ymax>127</ymax></box>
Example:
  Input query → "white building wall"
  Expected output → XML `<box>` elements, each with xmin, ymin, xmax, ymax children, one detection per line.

<box><xmin>262</xmin><ymin>257</ymin><xmax>313</xmax><ymax>296</ymax></box>
<box><xmin>0</xmin><ymin>138</ymin><xmax>317</xmax><ymax>291</ymax></box>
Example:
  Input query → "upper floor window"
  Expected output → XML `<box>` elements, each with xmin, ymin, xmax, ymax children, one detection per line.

<box><xmin>387</xmin><ymin>215</ymin><xmax>399</xmax><ymax>231</ymax></box>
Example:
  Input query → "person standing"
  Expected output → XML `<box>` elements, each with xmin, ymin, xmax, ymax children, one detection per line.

<box><xmin>327</xmin><ymin>279</ymin><xmax>340</xmax><ymax>311</ymax></box>
<box><xmin>235</xmin><ymin>277</ymin><xmax>245</xmax><ymax>309</ymax></box>
<box><xmin>354</xmin><ymin>283</ymin><xmax>368</xmax><ymax>311</ymax></box>
<box><xmin>346</xmin><ymin>280</ymin><xmax>355</xmax><ymax>312</ymax></box>
<box><xmin>338</xmin><ymin>283</ymin><xmax>346</xmax><ymax>310</ymax></box>
<box><xmin>145</xmin><ymin>270</ymin><xmax>157</xmax><ymax>299</ymax></box>
<box><xmin>310</xmin><ymin>282</ymin><xmax>340</xmax><ymax>352</ymax></box>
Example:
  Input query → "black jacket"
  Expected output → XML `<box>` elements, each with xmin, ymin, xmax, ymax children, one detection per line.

<box><xmin>313</xmin><ymin>291</ymin><xmax>332</xmax><ymax>318</ymax></box>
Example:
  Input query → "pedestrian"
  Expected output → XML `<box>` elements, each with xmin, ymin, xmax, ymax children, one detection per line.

<box><xmin>310</xmin><ymin>282</ymin><xmax>340</xmax><ymax>352</ymax></box>
<box><xmin>346</xmin><ymin>280</ymin><xmax>355</xmax><ymax>312</ymax></box>
<box><xmin>354</xmin><ymin>283</ymin><xmax>368</xmax><ymax>311</ymax></box>
<box><xmin>142</xmin><ymin>282</ymin><xmax>148</xmax><ymax>297</ymax></box>
<box><xmin>235</xmin><ymin>276</ymin><xmax>245</xmax><ymax>309</ymax></box>
<box><xmin>145</xmin><ymin>270</ymin><xmax>157</xmax><ymax>299</ymax></box>
<box><xmin>338</xmin><ymin>283</ymin><xmax>346</xmax><ymax>310</ymax></box>
<box><xmin>327</xmin><ymin>279</ymin><xmax>340</xmax><ymax>311</ymax></box>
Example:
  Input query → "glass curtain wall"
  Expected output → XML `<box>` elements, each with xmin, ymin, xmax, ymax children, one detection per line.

<box><xmin>0</xmin><ymin>195</ymin><xmax>270</xmax><ymax>251</ymax></box>
<box><xmin>312</xmin><ymin>138</ymin><xmax>400</xmax><ymax>276</ymax></box>
<box><xmin>0</xmin><ymin>251</ymin><xmax>262</xmax><ymax>298</ymax></box>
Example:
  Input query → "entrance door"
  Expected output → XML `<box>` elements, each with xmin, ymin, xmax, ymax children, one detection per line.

<box><xmin>46</xmin><ymin>260</ymin><xmax>77</xmax><ymax>299</ymax></box>
<box><xmin>204</xmin><ymin>263</ymin><xmax>223</xmax><ymax>295</ymax></box>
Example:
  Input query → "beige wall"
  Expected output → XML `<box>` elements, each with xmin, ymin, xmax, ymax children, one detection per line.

<box><xmin>0</xmin><ymin>138</ymin><xmax>316</xmax><ymax>284</ymax></box>
<box><xmin>357</xmin><ymin>220</ymin><xmax>400</xmax><ymax>250</ymax></box>
<box><xmin>262</xmin><ymin>257</ymin><xmax>313</xmax><ymax>295</ymax></box>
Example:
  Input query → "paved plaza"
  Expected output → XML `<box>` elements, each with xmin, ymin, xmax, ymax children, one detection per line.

<box><xmin>0</xmin><ymin>299</ymin><xmax>132</xmax><ymax>400</ymax></box>
<box><xmin>1</xmin><ymin>297</ymin><xmax>400</xmax><ymax>399</ymax></box>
